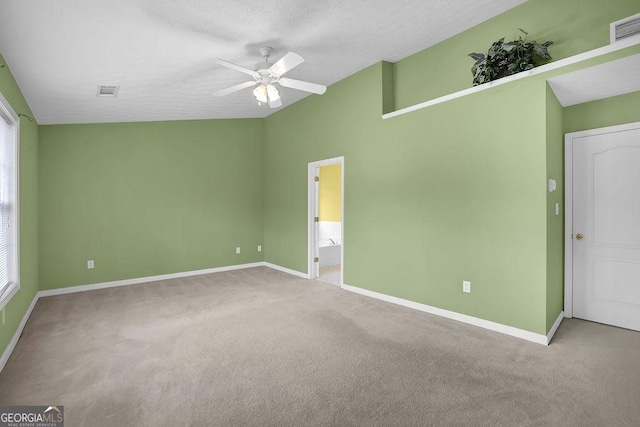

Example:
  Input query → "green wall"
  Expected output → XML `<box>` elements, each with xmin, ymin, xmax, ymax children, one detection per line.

<box><xmin>394</xmin><ymin>0</ymin><xmax>640</xmax><ymax>110</ymax></box>
<box><xmin>564</xmin><ymin>90</ymin><xmax>640</xmax><ymax>134</ymax></box>
<box><xmin>38</xmin><ymin>120</ymin><xmax>264</xmax><ymax>290</ymax></box>
<box><xmin>265</xmin><ymin>62</ymin><xmax>551</xmax><ymax>334</ymax></box>
<box><xmin>0</xmin><ymin>56</ymin><xmax>39</xmax><ymax>356</ymax></box>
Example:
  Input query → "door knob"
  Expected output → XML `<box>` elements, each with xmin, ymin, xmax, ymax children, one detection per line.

<box><xmin>576</xmin><ymin>233</ymin><xmax>584</xmax><ymax>240</ymax></box>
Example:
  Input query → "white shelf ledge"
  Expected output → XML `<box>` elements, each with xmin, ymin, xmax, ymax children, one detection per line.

<box><xmin>382</xmin><ymin>35</ymin><xmax>640</xmax><ymax>120</ymax></box>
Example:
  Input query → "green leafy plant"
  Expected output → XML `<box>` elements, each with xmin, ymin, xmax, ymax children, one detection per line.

<box><xmin>469</xmin><ymin>29</ymin><xmax>553</xmax><ymax>86</ymax></box>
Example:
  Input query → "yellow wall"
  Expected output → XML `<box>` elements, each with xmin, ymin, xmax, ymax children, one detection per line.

<box><xmin>319</xmin><ymin>163</ymin><xmax>342</xmax><ymax>221</ymax></box>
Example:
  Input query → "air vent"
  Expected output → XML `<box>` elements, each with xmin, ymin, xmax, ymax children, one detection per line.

<box><xmin>97</xmin><ymin>85</ymin><xmax>119</xmax><ymax>97</ymax></box>
<box><xmin>611</xmin><ymin>13</ymin><xmax>640</xmax><ymax>44</ymax></box>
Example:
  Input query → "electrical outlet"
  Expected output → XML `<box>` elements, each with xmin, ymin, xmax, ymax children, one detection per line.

<box><xmin>236</xmin><ymin>247</ymin><xmax>241</xmax><ymax>254</ymax></box>
<box><xmin>87</xmin><ymin>260</ymin><xmax>95</xmax><ymax>269</ymax></box>
<box><xmin>258</xmin><ymin>245</ymin><xmax>262</xmax><ymax>252</ymax></box>
<box><xmin>463</xmin><ymin>281</ymin><xmax>471</xmax><ymax>293</ymax></box>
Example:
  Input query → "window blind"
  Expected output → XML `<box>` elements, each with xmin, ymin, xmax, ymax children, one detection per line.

<box><xmin>0</xmin><ymin>102</ymin><xmax>17</xmax><ymax>303</ymax></box>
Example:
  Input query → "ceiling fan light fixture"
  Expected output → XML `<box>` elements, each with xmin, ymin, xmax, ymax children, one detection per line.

<box><xmin>253</xmin><ymin>84</ymin><xmax>280</xmax><ymax>104</ymax></box>
<box><xmin>253</xmin><ymin>84</ymin><xmax>268</xmax><ymax>103</ymax></box>
<box><xmin>266</xmin><ymin>84</ymin><xmax>280</xmax><ymax>101</ymax></box>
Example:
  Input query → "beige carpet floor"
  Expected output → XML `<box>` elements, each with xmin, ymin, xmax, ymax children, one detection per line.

<box><xmin>1</xmin><ymin>266</ymin><xmax>639</xmax><ymax>426</ymax></box>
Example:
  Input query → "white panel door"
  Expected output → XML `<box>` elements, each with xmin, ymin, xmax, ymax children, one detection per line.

<box><xmin>573</xmin><ymin>126</ymin><xmax>640</xmax><ymax>331</ymax></box>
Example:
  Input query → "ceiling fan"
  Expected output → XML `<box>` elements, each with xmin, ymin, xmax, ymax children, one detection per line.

<box><xmin>214</xmin><ymin>47</ymin><xmax>327</xmax><ymax>108</ymax></box>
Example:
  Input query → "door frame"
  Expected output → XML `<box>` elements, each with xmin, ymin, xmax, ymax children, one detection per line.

<box><xmin>564</xmin><ymin>120</ymin><xmax>640</xmax><ymax>318</ymax></box>
<box><xmin>307</xmin><ymin>156</ymin><xmax>344</xmax><ymax>283</ymax></box>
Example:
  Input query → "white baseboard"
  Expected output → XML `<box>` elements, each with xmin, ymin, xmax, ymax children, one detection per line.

<box><xmin>546</xmin><ymin>311</ymin><xmax>564</xmax><ymax>344</ymax></box>
<box><xmin>263</xmin><ymin>262</ymin><xmax>309</xmax><ymax>279</ymax></box>
<box><xmin>341</xmin><ymin>284</ymin><xmax>552</xmax><ymax>345</ymax></box>
<box><xmin>38</xmin><ymin>262</ymin><xmax>265</xmax><ymax>297</ymax></box>
<box><xmin>0</xmin><ymin>292</ymin><xmax>39</xmax><ymax>373</ymax></box>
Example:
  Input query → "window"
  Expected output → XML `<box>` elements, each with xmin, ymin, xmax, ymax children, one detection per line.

<box><xmin>0</xmin><ymin>92</ymin><xmax>19</xmax><ymax>310</ymax></box>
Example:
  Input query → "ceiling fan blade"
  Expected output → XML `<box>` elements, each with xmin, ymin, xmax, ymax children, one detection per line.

<box><xmin>216</xmin><ymin>58</ymin><xmax>258</xmax><ymax>77</ymax></box>
<box><xmin>268</xmin><ymin>97</ymin><xmax>282</xmax><ymax>109</ymax></box>
<box><xmin>278</xmin><ymin>78</ymin><xmax>327</xmax><ymax>95</ymax></box>
<box><xmin>213</xmin><ymin>81</ymin><xmax>257</xmax><ymax>97</ymax></box>
<box><xmin>269</xmin><ymin>52</ymin><xmax>304</xmax><ymax>76</ymax></box>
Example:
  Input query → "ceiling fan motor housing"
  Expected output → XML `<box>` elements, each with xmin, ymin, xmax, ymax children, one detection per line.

<box><xmin>250</xmin><ymin>69</ymin><xmax>275</xmax><ymax>86</ymax></box>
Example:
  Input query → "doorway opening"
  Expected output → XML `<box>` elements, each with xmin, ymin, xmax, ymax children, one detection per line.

<box><xmin>308</xmin><ymin>157</ymin><xmax>344</xmax><ymax>285</ymax></box>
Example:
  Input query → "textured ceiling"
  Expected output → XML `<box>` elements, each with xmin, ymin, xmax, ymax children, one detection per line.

<box><xmin>0</xmin><ymin>0</ymin><xmax>526</xmax><ymax>124</ymax></box>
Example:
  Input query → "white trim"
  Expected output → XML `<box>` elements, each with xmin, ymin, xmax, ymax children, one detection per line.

<box><xmin>547</xmin><ymin>311</ymin><xmax>564</xmax><ymax>344</ymax></box>
<box><xmin>0</xmin><ymin>92</ymin><xmax>19</xmax><ymax>123</ymax></box>
<box><xmin>383</xmin><ymin>35</ymin><xmax>640</xmax><ymax>120</ymax></box>
<box><xmin>563</xmin><ymin>120</ymin><xmax>640</xmax><ymax>318</ymax></box>
<box><xmin>341</xmin><ymin>283</ymin><xmax>552</xmax><ymax>345</ymax></box>
<box><xmin>0</xmin><ymin>282</ymin><xmax>19</xmax><ymax>311</ymax></box>
<box><xmin>340</xmin><ymin>160</ymin><xmax>344</xmax><ymax>285</ymax></box>
<box><xmin>37</xmin><ymin>262</ymin><xmax>312</xmax><ymax>298</ymax></box>
<box><xmin>307</xmin><ymin>163</ymin><xmax>316</xmax><ymax>280</ymax></box>
<box><xmin>263</xmin><ymin>262</ymin><xmax>309</xmax><ymax>279</ymax></box>
<box><xmin>307</xmin><ymin>156</ymin><xmax>344</xmax><ymax>284</ymax></box>
<box><xmin>38</xmin><ymin>262</ymin><xmax>264</xmax><ymax>297</ymax></box>
<box><xmin>564</xmin><ymin>134</ymin><xmax>573</xmax><ymax>318</ymax></box>
<box><xmin>0</xmin><ymin>292</ymin><xmax>38</xmax><ymax>373</ymax></box>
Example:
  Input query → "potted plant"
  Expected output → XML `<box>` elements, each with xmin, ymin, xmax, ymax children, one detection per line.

<box><xmin>469</xmin><ymin>29</ymin><xmax>554</xmax><ymax>86</ymax></box>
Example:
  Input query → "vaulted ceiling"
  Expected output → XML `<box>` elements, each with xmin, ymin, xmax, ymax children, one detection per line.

<box><xmin>0</xmin><ymin>0</ymin><xmax>526</xmax><ymax>124</ymax></box>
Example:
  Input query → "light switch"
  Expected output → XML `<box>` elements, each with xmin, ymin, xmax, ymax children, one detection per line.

<box><xmin>548</xmin><ymin>179</ymin><xmax>557</xmax><ymax>192</ymax></box>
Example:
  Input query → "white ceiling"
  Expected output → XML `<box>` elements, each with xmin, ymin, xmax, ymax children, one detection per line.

<box><xmin>0</xmin><ymin>0</ymin><xmax>526</xmax><ymax>125</ymax></box>
<box><xmin>548</xmin><ymin>52</ymin><xmax>640</xmax><ymax>107</ymax></box>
